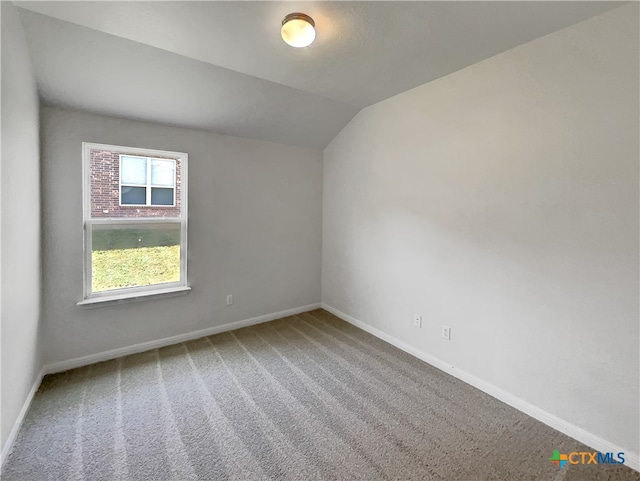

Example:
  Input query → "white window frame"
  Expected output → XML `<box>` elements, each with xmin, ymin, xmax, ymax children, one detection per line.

<box><xmin>79</xmin><ymin>142</ymin><xmax>189</xmax><ymax>305</ymax></box>
<box><xmin>119</xmin><ymin>155</ymin><xmax>177</xmax><ymax>207</ymax></box>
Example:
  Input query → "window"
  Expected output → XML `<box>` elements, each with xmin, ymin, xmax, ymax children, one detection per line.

<box><xmin>80</xmin><ymin>142</ymin><xmax>189</xmax><ymax>304</ymax></box>
<box><xmin>120</xmin><ymin>155</ymin><xmax>176</xmax><ymax>206</ymax></box>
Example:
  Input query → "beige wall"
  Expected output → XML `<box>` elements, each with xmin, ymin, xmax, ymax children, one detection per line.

<box><xmin>41</xmin><ymin>106</ymin><xmax>323</xmax><ymax>364</ymax></box>
<box><xmin>1</xmin><ymin>1</ymin><xmax>43</xmax><ymax>455</ymax></box>
<box><xmin>323</xmin><ymin>4</ymin><xmax>639</xmax><ymax>457</ymax></box>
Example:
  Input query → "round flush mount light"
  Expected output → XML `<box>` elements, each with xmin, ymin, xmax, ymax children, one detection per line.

<box><xmin>281</xmin><ymin>13</ymin><xmax>316</xmax><ymax>48</ymax></box>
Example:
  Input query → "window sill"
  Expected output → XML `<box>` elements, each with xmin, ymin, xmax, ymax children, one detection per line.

<box><xmin>77</xmin><ymin>286</ymin><xmax>191</xmax><ymax>308</ymax></box>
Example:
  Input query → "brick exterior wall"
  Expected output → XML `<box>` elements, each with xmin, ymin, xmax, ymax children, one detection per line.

<box><xmin>90</xmin><ymin>150</ymin><xmax>182</xmax><ymax>218</ymax></box>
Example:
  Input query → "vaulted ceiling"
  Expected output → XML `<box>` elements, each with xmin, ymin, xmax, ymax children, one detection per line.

<box><xmin>15</xmin><ymin>1</ymin><xmax>620</xmax><ymax>148</ymax></box>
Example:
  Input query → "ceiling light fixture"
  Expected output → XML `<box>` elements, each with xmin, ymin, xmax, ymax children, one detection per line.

<box><xmin>281</xmin><ymin>13</ymin><xmax>316</xmax><ymax>48</ymax></box>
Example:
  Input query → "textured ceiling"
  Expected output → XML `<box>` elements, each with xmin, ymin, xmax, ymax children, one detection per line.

<box><xmin>16</xmin><ymin>1</ymin><xmax>621</xmax><ymax>148</ymax></box>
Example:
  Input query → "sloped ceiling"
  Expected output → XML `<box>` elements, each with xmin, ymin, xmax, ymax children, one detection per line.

<box><xmin>16</xmin><ymin>1</ymin><xmax>620</xmax><ymax>149</ymax></box>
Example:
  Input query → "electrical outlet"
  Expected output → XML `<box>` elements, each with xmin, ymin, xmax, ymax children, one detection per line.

<box><xmin>226</xmin><ymin>294</ymin><xmax>233</xmax><ymax>306</ymax></box>
<box><xmin>413</xmin><ymin>314</ymin><xmax>422</xmax><ymax>328</ymax></box>
<box><xmin>442</xmin><ymin>325</ymin><xmax>451</xmax><ymax>340</ymax></box>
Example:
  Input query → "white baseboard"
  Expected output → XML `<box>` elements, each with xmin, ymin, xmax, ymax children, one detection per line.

<box><xmin>45</xmin><ymin>303</ymin><xmax>321</xmax><ymax>374</ymax></box>
<box><xmin>320</xmin><ymin>303</ymin><xmax>640</xmax><ymax>473</ymax></box>
<box><xmin>1</xmin><ymin>366</ymin><xmax>46</xmax><ymax>469</ymax></box>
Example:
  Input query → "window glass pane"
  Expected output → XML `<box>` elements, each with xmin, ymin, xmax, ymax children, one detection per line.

<box><xmin>91</xmin><ymin>148</ymin><xmax>182</xmax><ymax>219</ymax></box>
<box><xmin>151</xmin><ymin>159</ymin><xmax>175</xmax><ymax>187</ymax></box>
<box><xmin>121</xmin><ymin>156</ymin><xmax>147</xmax><ymax>185</ymax></box>
<box><xmin>91</xmin><ymin>223</ymin><xmax>181</xmax><ymax>292</ymax></box>
<box><xmin>121</xmin><ymin>186</ymin><xmax>146</xmax><ymax>205</ymax></box>
<box><xmin>151</xmin><ymin>187</ymin><xmax>174</xmax><ymax>206</ymax></box>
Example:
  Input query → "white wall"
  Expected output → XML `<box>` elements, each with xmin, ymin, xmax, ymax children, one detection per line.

<box><xmin>1</xmin><ymin>1</ymin><xmax>43</xmax><ymax>454</ymax></box>
<box><xmin>41</xmin><ymin>106</ymin><xmax>322</xmax><ymax>364</ymax></box>
<box><xmin>323</xmin><ymin>4</ymin><xmax>639</xmax><ymax>458</ymax></box>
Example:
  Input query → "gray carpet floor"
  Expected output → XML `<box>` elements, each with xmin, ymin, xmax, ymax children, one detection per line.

<box><xmin>3</xmin><ymin>309</ymin><xmax>639</xmax><ymax>480</ymax></box>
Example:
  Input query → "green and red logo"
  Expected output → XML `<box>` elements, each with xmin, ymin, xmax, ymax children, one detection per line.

<box><xmin>549</xmin><ymin>450</ymin><xmax>568</xmax><ymax>468</ymax></box>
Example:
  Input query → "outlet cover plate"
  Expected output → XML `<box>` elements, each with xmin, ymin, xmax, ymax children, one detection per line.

<box><xmin>442</xmin><ymin>325</ymin><xmax>451</xmax><ymax>340</ymax></box>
